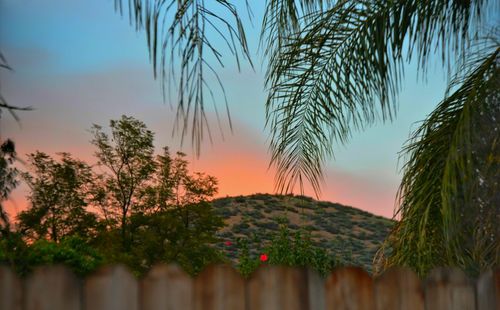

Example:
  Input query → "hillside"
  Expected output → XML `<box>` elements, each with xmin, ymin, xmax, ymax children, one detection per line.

<box><xmin>212</xmin><ymin>194</ymin><xmax>396</xmax><ymax>272</ymax></box>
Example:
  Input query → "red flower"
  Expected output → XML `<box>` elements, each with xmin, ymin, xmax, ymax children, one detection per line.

<box><xmin>225</xmin><ymin>241</ymin><xmax>232</xmax><ymax>246</ymax></box>
<box><xmin>260</xmin><ymin>254</ymin><xmax>268</xmax><ymax>262</ymax></box>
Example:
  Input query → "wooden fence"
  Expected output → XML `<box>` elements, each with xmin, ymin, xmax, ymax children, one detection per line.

<box><xmin>0</xmin><ymin>264</ymin><xmax>498</xmax><ymax>310</ymax></box>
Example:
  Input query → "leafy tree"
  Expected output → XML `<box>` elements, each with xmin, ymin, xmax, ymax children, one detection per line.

<box><xmin>139</xmin><ymin>148</ymin><xmax>218</xmax><ymax>210</ymax></box>
<box><xmin>117</xmin><ymin>0</ymin><xmax>499</xmax><ymax>275</ymax></box>
<box><xmin>18</xmin><ymin>152</ymin><xmax>98</xmax><ymax>242</ymax></box>
<box><xmin>90</xmin><ymin>115</ymin><xmax>156</xmax><ymax>247</ymax></box>
<box><xmin>127</xmin><ymin>201</ymin><xmax>225</xmax><ymax>275</ymax></box>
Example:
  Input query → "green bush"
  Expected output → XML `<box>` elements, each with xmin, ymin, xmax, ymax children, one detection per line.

<box><xmin>235</xmin><ymin>226</ymin><xmax>338</xmax><ymax>278</ymax></box>
<box><xmin>0</xmin><ymin>234</ymin><xmax>103</xmax><ymax>277</ymax></box>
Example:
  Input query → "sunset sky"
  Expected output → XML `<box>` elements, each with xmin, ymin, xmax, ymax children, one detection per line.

<box><xmin>1</xmin><ymin>0</ymin><xmax>450</xmax><ymax>218</ymax></box>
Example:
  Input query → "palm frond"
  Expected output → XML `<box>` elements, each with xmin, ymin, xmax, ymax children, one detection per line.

<box><xmin>378</xmin><ymin>41</ymin><xmax>499</xmax><ymax>276</ymax></box>
<box><xmin>113</xmin><ymin>0</ymin><xmax>253</xmax><ymax>155</ymax></box>
<box><xmin>265</xmin><ymin>0</ymin><xmax>487</xmax><ymax>195</ymax></box>
<box><xmin>260</xmin><ymin>0</ymin><xmax>334</xmax><ymax>56</ymax></box>
<box><xmin>0</xmin><ymin>52</ymin><xmax>33</xmax><ymax>123</ymax></box>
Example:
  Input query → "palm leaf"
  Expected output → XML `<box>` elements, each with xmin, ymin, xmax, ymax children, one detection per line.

<box><xmin>113</xmin><ymin>0</ymin><xmax>253</xmax><ymax>155</ymax></box>
<box><xmin>265</xmin><ymin>0</ymin><xmax>487</xmax><ymax>195</ymax></box>
<box><xmin>377</xmin><ymin>41</ymin><xmax>499</xmax><ymax>276</ymax></box>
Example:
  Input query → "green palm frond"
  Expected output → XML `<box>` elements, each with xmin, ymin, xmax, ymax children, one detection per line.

<box><xmin>113</xmin><ymin>0</ymin><xmax>253</xmax><ymax>155</ymax></box>
<box><xmin>265</xmin><ymin>0</ymin><xmax>487</xmax><ymax>194</ymax></box>
<box><xmin>379</xmin><ymin>41</ymin><xmax>499</xmax><ymax>276</ymax></box>
<box><xmin>260</xmin><ymin>0</ymin><xmax>333</xmax><ymax>56</ymax></box>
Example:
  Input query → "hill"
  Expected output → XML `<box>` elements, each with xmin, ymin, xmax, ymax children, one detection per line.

<box><xmin>212</xmin><ymin>193</ymin><xmax>395</xmax><ymax>272</ymax></box>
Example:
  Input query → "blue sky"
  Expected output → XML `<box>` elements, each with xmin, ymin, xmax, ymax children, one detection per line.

<box><xmin>1</xmin><ymin>0</ymin><xmax>451</xmax><ymax>217</ymax></box>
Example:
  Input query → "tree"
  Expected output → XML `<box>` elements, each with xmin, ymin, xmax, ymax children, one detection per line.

<box><xmin>18</xmin><ymin>152</ymin><xmax>98</xmax><ymax>242</ymax></box>
<box><xmin>90</xmin><ymin>115</ymin><xmax>157</xmax><ymax>248</ymax></box>
<box><xmin>138</xmin><ymin>147</ymin><xmax>218</xmax><ymax>213</ymax></box>
<box><xmin>127</xmin><ymin>147</ymin><xmax>222</xmax><ymax>275</ymax></box>
<box><xmin>115</xmin><ymin>1</ymin><xmax>499</xmax><ymax>275</ymax></box>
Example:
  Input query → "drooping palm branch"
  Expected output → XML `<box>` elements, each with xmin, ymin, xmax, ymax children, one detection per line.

<box><xmin>113</xmin><ymin>0</ymin><xmax>253</xmax><ymax>155</ymax></box>
<box><xmin>0</xmin><ymin>52</ymin><xmax>32</xmax><ymax>122</ymax></box>
<box><xmin>377</xmin><ymin>41</ymin><xmax>499</xmax><ymax>276</ymax></box>
<box><xmin>265</xmin><ymin>0</ymin><xmax>487</xmax><ymax>194</ymax></box>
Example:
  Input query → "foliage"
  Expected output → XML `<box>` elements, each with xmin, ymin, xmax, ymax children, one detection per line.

<box><xmin>1</xmin><ymin>116</ymin><xmax>224</xmax><ymax>277</ymax></box>
<box><xmin>112</xmin><ymin>0</ymin><xmax>253</xmax><ymax>154</ymax></box>
<box><xmin>0</xmin><ymin>235</ymin><xmax>103</xmax><ymax>277</ymax></box>
<box><xmin>378</xmin><ymin>42</ymin><xmax>500</xmax><ymax>276</ymax></box>
<box><xmin>116</xmin><ymin>202</ymin><xmax>225</xmax><ymax>276</ymax></box>
<box><xmin>90</xmin><ymin>115</ymin><xmax>157</xmax><ymax>247</ymax></box>
<box><xmin>236</xmin><ymin>225</ymin><xmax>338</xmax><ymax>278</ymax></box>
<box><xmin>18</xmin><ymin>152</ymin><xmax>98</xmax><ymax>242</ymax></box>
<box><xmin>0</xmin><ymin>139</ymin><xmax>18</xmax><ymax>233</ymax></box>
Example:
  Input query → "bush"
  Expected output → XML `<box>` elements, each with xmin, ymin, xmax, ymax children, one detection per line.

<box><xmin>235</xmin><ymin>226</ymin><xmax>338</xmax><ymax>278</ymax></box>
<box><xmin>0</xmin><ymin>234</ymin><xmax>103</xmax><ymax>277</ymax></box>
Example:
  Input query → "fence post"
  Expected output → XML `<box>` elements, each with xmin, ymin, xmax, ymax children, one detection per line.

<box><xmin>84</xmin><ymin>265</ymin><xmax>138</xmax><ymax>310</ymax></box>
<box><xmin>425</xmin><ymin>268</ymin><xmax>475</xmax><ymax>310</ymax></box>
<box><xmin>141</xmin><ymin>264</ymin><xmax>193</xmax><ymax>310</ymax></box>
<box><xmin>476</xmin><ymin>269</ymin><xmax>500</xmax><ymax>310</ymax></box>
<box><xmin>374</xmin><ymin>267</ymin><xmax>424</xmax><ymax>310</ymax></box>
<box><xmin>0</xmin><ymin>266</ymin><xmax>22</xmax><ymax>310</ymax></box>
<box><xmin>193</xmin><ymin>264</ymin><xmax>245</xmax><ymax>310</ymax></box>
<box><xmin>24</xmin><ymin>265</ymin><xmax>81</xmax><ymax>310</ymax></box>
<box><xmin>324</xmin><ymin>266</ymin><xmax>374</xmax><ymax>310</ymax></box>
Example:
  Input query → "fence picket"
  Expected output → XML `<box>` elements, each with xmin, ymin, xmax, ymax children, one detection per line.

<box><xmin>325</xmin><ymin>266</ymin><xmax>374</xmax><ymax>310</ymax></box>
<box><xmin>247</xmin><ymin>266</ymin><xmax>323</xmax><ymax>310</ymax></box>
<box><xmin>425</xmin><ymin>268</ymin><xmax>476</xmax><ymax>310</ymax></box>
<box><xmin>141</xmin><ymin>264</ymin><xmax>193</xmax><ymax>310</ymax></box>
<box><xmin>193</xmin><ymin>264</ymin><xmax>245</xmax><ymax>310</ymax></box>
<box><xmin>24</xmin><ymin>265</ymin><xmax>81</xmax><ymax>310</ymax></box>
<box><xmin>476</xmin><ymin>269</ymin><xmax>500</xmax><ymax>310</ymax></box>
<box><xmin>84</xmin><ymin>265</ymin><xmax>138</xmax><ymax>310</ymax></box>
<box><xmin>0</xmin><ymin>265</ymin><xmax>21</xmax><ymax>310</ymax></box>
<box><xmin>375</xmin><ymin>267</ymin><xmax>424</xmax><ymax>310</ymax></box>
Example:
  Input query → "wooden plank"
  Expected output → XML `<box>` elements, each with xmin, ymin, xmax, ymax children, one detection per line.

<box><xmin>84</xmin><ymin>265</ymin><xmax>138</xmax><ymax>310</ymax></box>
<box><xmin>425</xmin><ymin>268</ymin><xmax>476</xmax><ymax>310</ymax></box>
<box><xmin>247</xmin><ymin>265</ymin><xmax>323</xmax><ymax>310</ymax></box>
<box><xmin>193</xmin><ymin>264</ymin><xmax>245</xmax><ymax>310</ymax></box>
<box><xmin>375</xmin><ymin>267</ymin><xmax>424</xmax><ymax>310</ymax></box>
<box><xmin>24</xmin><ymin>265</ymin><xmax>81</xmax><ymax>310</ymax></box>
<box><xmin>324</xmin><ymin>266</ymin><xmax>374</xmax><ymax>310</ymax></box>
<box><xmin>141</xmin><ymin>264</ymin><xmax>193</xmax><ymax>310</ymax></box>
<box><xmin>0</xmin><ymin>266</ymin><xmax>22</xmax><ymax>310</ymax></box>
<box><xmin>476</xmin><ymin>269</ymin><xmax>500</xmax><ymax>310</ymax></box>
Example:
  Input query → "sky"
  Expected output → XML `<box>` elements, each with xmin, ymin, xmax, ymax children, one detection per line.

<box><xmin>1</xmin><ymin>0</ymin><xmax>451</xmax><ymax>218</ymax></box>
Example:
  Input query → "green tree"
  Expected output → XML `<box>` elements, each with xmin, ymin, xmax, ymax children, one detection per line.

<box><xmin>128</xmin><ymin>201</ymin><xmax>224</xmax><ymax>275</ymax></box>
<box><xmin>90</xmin><ymin>115</ymin><xmax>157</xmax><ymax>248</ymax></box>
<box><xmin>18</xmin><ymin>151</ymin><xmax>98</xmax><ymax>242</ymax></box>
<box><xmin>115</xmin><ymin>1</ymin><xmax>499</xmax><ymax>275</ymax></box>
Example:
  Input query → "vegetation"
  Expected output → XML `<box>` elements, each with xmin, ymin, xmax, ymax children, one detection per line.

<box><xmin>0</xmin><ymin>116</ymin><xmax>225</xmax><ymax>276</ymax></box>
<box><xmin>0</xmin><ymin>0</ymin><xmax>497</xmax><ymax>278</ymax></box>
<box><xmin>0</xmin><ymin>115</ymin><xmax>388</xmax><ymax>277</ymax></box>
<box><xmin>116</xmin><ymin>0</ymin><xmax>499</xmax><ymax>276</ymax></box>
<box><xmin>214</xmin><ymin>194</ymin><xmax>394</xmax><ymax>273</ymax></box>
